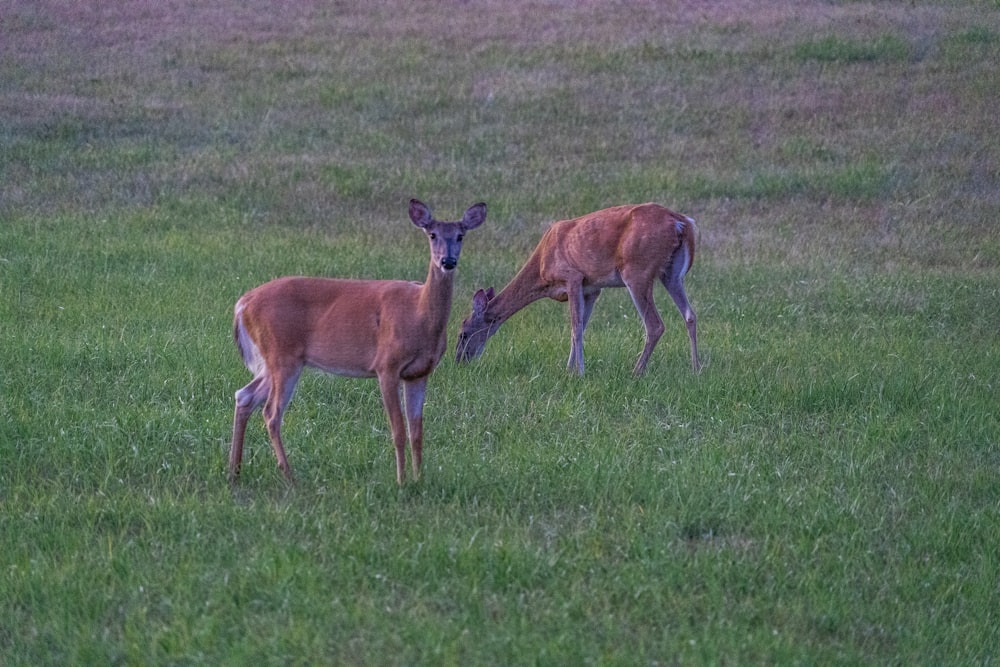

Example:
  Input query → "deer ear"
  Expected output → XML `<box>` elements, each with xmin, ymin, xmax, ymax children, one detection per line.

<box><xmin>485</xmin><ymin>287</ymin><xmax>495</xmax><ymax>300</ymax></box>
<box><xmin>409</xmin><ymin>199</ymin><xmax>433</xmax><ymax>228</ymax></box>
<box><xmin>461</xmin><ymin>202</ymin><xmax>487</xmax><ymax>230</ymax></box>
<box><xmin>472</xmin><ymin>288</ymin><xmax>490</xmax><ymax>315</ymax></box>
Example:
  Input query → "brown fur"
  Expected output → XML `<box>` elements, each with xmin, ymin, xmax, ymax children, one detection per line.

<box><xmin>456</xmin><ymin>203</ymin><xmax>699</xmax><ymax>375</ymax></box>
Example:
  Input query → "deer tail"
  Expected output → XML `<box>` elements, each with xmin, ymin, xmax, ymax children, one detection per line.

<box><xmin>233</xmin><ymin>299</ymin><xmax>265</xmax><ymax>375</ymax></box>
<box><xmin>673</xmin><ymin>214</ymin><xmax>697</xmax><ymax>277</ymax></box>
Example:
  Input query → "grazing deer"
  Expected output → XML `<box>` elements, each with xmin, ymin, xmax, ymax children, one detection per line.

<box><xmin>229</xmin><ymin>199</ymin><xmax>487</xmax><ymax>484</ymax></box>
<box><xmin>456</xmin><ymin>203</ymin><xmax>698</xmax><ymax>375</ymax></box>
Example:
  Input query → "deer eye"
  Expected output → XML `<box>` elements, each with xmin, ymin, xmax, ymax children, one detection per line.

<box><xmin>457</xmin><ymin>234</ymin><xmax>464</xmax><ymax>242</ymax></box>
<box><xmin>429</xmin><ymin>233</ymin><xmax>437</xmax><ymax>240</ymax></box>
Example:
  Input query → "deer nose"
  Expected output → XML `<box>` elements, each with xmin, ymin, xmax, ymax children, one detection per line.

<box><xmin>441</xmin><ymin>257</ymin><xmax>457</xmax><ymax>270</ymax></box>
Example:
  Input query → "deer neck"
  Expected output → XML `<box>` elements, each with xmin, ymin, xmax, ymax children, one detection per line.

<box><xmin>418</xmin><ymin>263</ymin><xmax>456</xmax><ymax>333</ymax></box>
<box><xmin>487</xmin><ymin>252</ymin><xmax>547</xmax><ymax>326</ymax></box>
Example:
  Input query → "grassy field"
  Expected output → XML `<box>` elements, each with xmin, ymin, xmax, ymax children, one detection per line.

<box><xmin>2</xmin><ymin>0</ymin><xmax>998</xmax><ymax>664</ymax></box>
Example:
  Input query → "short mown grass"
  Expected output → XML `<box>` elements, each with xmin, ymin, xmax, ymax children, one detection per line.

<box><xmin>2</xmin><ymin>1</ymin><xmax>998</xmax><ymax>664</ymax></box>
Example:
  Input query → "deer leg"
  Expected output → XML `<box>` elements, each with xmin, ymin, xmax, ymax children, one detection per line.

<box><xmin>581</xmin><ymin>289</ymin><xmax>600</xmax><ymax>333</ymax></box>
<box><xmin>378</xmin><ymin>373</ymin><xmax>408</xmax><ymax>485</ymax></box>
<box><xmin>403</xmin><ymin>376</ymin><xmax>428</xmax><ymax>480</ymax></box>
<box><xmin>662</xmin><ymin>271</ymin><xmax>700</xmax><ymax>372</ymax></box>
<box><xmin>566</xmin><ymin>282</ymin><xmax>589</xmax><ymax>375</ymax></box>
<box><xmin>624</xmin><ymin>278</ymin><xmax>664</xmax><ymax>375</ymax></box>
<box><xmin>230</xmin><ymin>375</ymin><xmax>270</xmax><ymax>482</ymax></box>
<box><xmin>262</xmin><ymin>366</ymin><xmax>302</xmax><ymax>483</ymax></box>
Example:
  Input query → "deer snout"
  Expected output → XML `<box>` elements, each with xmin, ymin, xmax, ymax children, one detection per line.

<box><xmin>441</xmin><ymin>257</ymin><xmax>458</xmax><ymax>271</ymax></box>
<box><xmin>455</xmin><ymin>329</ymin><xmax>483</xmax><ymax>362</ymax></box>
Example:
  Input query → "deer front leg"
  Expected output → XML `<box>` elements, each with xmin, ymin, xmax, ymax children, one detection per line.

<box><xmin>566</xmin><ymin>282</ymin><xmax>589</xmax><ymax>375</ymax></box>
<box><xmin>581</xmin><ymin>290</ymin><xmax>600</xmax><ymax>335</ymax></box>
<box><xmin>378</xmin><ymin>373</ymin><xmax>408</xmax><ymax>485</ymax></box>
<box><xmin>403</xmin><ymin>376</ymin><xmax>428</xmax><ymax>480</ymax></box>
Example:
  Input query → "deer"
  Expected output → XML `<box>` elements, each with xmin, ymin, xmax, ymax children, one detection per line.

<box><xmin>455</xmin><ymin>202</ymin><xmax>699</xmax><ymax>376</ymax></box>
<box><xmin>229</xmin><ymin>199</ymin><xmax>487</xmax><ymax>485</ymax></box>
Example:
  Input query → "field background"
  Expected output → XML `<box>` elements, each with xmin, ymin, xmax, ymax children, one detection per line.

<box><xmin>2</xmin><ymin>0</ymin><xmax>998</xmax><ymax>664</ymax></box>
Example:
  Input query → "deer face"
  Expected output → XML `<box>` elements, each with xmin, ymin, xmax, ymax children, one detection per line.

<box><xmin>409</xmin><ymin>199</ymin><xmax>487</xmax><ymax>274</ymax></box>
<box><xmin>456</xmin><ymin>287</ymin><xmax>497</xmax><ymax>362</ymax></box>
<box><xmin>426</xmin><ymin>223</ymin><xmax>465</xmax><ymax>272</ymax></box>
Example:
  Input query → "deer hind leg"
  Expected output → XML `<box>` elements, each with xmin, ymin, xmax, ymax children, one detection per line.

<box><xmin>378</xmin><ymin>373</ymin><xmax>408</xmax><ymax>484</ymax></box>
<box><xmin>662</xmin><ymin>268</ymin><xmax>700</xmax><ymax>372</ymax></box>
<box><xmin>624</xmin><ymin>277</ymin><xmax>664</xmax><ymax>375</ymax></box>
<box><xmin>403</xmin><ymin>376</ymin><xmax>428</xmax><ymax>480</ymax></box>
<box><xmin>230</xmin><ymin>374</ymin><xmax>270</xmax><ymax>482</ymax></box>
<box><xmin>261</xmin><ymin>365</ymin><xmax>303</xmax><ymax>483</ymax></box>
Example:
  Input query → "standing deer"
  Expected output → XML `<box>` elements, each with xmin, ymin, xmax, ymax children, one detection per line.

<box><xmin>229</xmin><ymin>199</ymin><xmax>486</xmax><ymax>484</ymax></box>
<box><xmin>456</xmin><ymin>203</ymin><xmax>698</xmax><ymax>375</ymax></box>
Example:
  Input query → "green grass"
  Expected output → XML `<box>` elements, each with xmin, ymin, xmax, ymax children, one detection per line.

<box><xmin>2</xmin><ymin>1</ymin><xmax>999</xmax><ymax>664</ymax></box>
